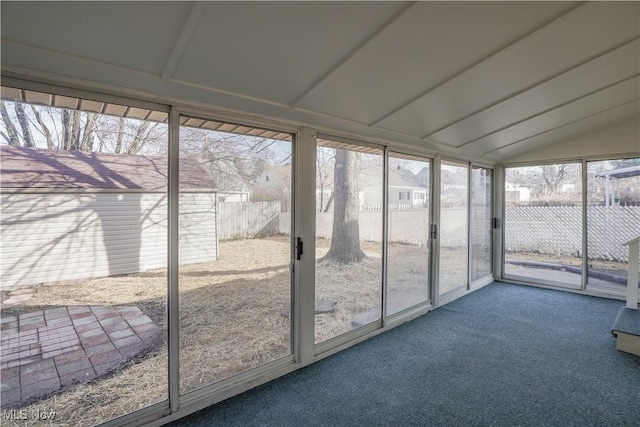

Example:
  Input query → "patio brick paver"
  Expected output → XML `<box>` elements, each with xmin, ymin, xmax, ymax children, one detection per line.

<box><xmin>0</xmin><ymin>305</ymin><xmax>161</xmax><ymax>409</ymax></box>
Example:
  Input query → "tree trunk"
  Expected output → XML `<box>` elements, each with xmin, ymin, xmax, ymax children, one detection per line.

<box><xmin>322</xmin><ymin>150</ymin><xmax>366</xmax><ymax>264</ymax></box>
<box><xmin>0</xmin><ymin>101</ymin><xmax>21</xmax><ymax>146</ymax></box>
<box><xmin>80</xmin><ymin>113</ymin><xmax>98</xmax><ymax>151</ymax></box>
<box><xmin>126</xmin><ymin>121</ymin><xmax>152</xmax><ymax>154</ymax></box>
<box><xmin>61</xmin><ymin>110</ymin><xmax>73</xmax><ymax>149</ymax></box>
<box><xmin>15</xmin><ymin>103</ymin><xmax>35</xmax><ymax>147</ymax></box>
<box><xmin>323</xmin><ymin>191</ymin><xmax>334</xmax><ymax>213</ymax></box>
<box><xmin>72</xmin><ymin>111</ymin><xmax>82</xmax><ymax>150</ymax></box>
<box><xmin>31</xmin><ymin>106</ymin><xmax>54</xmax><ymax>149</ymax></box>
<box><xmin>115</xmin><ymin>117</ymin><xmax>125</xmax><ymax>153</ymax></box>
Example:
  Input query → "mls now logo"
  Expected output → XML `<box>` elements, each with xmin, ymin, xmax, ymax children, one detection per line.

<box><xmin>3</xmin><ymin>410</ymin><xmax>28</xmax><ymax>420</ymax></box>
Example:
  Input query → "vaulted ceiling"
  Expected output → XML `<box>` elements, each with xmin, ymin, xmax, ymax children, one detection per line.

<box><xmin>1</xmin><ymin>1</ymin><xmax>638</xmax><ymax>163</ymax></box>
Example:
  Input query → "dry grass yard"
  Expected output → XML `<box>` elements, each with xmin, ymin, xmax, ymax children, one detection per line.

<box><xmin>1</xmin><ymin>236</ymin><xmax>468</xmax><ymax>427</ymax></box>
<box><xmin>505</xmin><ymin>251</ymin><xmax>627</xmax><ymax>271</ymax></box>
<box><xmin>506</xmin><ymin>252</ymin><xmax>629</xmax><ymax>279</ymax></box>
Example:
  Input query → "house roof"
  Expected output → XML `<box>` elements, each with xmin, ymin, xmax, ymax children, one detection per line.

<box><xmin>0</xmin><ymin>145</ymin><xmax>215</xmax><ymax>191</ymax></box>
<box><xmin>204</xmin><ymin>158</ymin><xmax>249</xmax><ymax>193</ymax></box>
<box><xmin>595</xmin><ymin>165</ymin><xmax>640</xmax><ymax>180</ymax></box>
<box><xmin>389</xmin><ymin>168</ymin><xmax>424</xmax><ymax>188</ymax></box>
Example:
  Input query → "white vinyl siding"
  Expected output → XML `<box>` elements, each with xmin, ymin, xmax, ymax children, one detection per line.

<box><xmin>1</xmin><ymin>191</ymin><xmax>217</xmax><ymax>288</ymax></box>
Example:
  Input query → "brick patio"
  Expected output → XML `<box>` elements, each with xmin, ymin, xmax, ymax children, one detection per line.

<box><xmin>0</xmin><ymin>305</ymin><xmax>161</xmax><ymax>409</ymax></box>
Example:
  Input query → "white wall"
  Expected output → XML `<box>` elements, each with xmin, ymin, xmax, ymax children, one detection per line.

<box><xmin>1</xmin><ymin>192</ymin><xmax>217</xmax><ymax>288</ymax></box>
<box><xmin>504</xmin><ymin>118</ymin><xmax>640</xmax><ymax>163</ymax></box>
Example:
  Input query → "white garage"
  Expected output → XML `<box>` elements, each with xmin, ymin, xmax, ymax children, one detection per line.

<box><xmin>0</xmin><ymin>145</ymin><xmax>217</xmax><ymax>288</ymax></box>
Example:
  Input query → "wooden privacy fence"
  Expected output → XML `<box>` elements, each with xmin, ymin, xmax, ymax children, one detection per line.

<box><xmin>217</xmin><ymin>201</ymin><xmax>281</xmax><ymax>240</ymax></box>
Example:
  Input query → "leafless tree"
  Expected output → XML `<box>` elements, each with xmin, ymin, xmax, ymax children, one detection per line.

<box><xmin>322</xmin><ymin>149</ymin><xmax>367</xmax><ymax>264</ymax></box>
<box><xmin>0</xmin><ymin>100</ymin><xmax>166</xmax><ymax>155</ymax></box>
<box><xmin>316</xmin><ymin>147</ymin><xmax>335</xmax><ymax>212</ymax></box>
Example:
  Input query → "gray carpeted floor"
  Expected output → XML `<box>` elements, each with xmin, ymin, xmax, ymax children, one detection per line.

<box><xmin>169</xmin><ymin>282</ymin><xmax>640</xmax><ymax>426</ymax></box>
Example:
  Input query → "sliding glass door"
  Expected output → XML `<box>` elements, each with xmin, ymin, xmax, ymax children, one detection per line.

<box><xmin>0</xmin><ymin>88</ymin><xmax>169</xmax><ymax>425</ymax></box>
<box><xmin>439</xmin><ymin>161</ymin><xmax>469</xmax><ymax>295</ymax></box>
<box><xmin>470</xmin><ymin>167</ymin><xmax>493</xmax><ymax>282</ymax></box>
<box><xmin>387</xmin><ymin>153</ymin><xmax>431</xmax><ymax>315</ymax></box>
<box><xmin>178</xmin><ymin>117</ymin><xmax>294</xmax><ymax>393</ymax></box>
<box><xmin>586</xmin><ymin>159</ymin><xmax>640</xmax><ymax>293</ymax></box>
<box><xmin>504</xmin><ymin>163</ymin><xmax>582</xmax><ymax>288</ymax></box>
<box><xmin>315</xmin><ymin>139</ymin><xmax>383</xmax><ymax>344</ymax></box>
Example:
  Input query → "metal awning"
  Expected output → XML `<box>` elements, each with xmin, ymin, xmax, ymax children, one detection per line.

<box><xmin>595</xmin><ymin>165</ymin><xmax>640</xmax><ymax>207</ymax></box>
<box><xmin>0</xmin><ymin>85</ymin><xmax>292</xmax><ymax>141</ymax></box>
<box><xmin>595</xmin><ymin>165</ymin><xmax>640</xmax><ymax>179</ymax></box>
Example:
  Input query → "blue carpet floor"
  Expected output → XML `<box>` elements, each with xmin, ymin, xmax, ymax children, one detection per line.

<box><xmin>169</xmin><ymin>282</ymin><xmax>640</xmax><ymax>426</ymax></box>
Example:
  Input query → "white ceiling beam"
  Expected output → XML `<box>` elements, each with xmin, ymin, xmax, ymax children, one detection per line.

<box><xmin>289</xmin><ymin>1</ymin><xmax>417</xmax><ymax>108</ymax></box>
<box><xmin>483</xmin><ymin>99</ymin><xmax>639</xmax><ymax>156</ymax></box>
<box><xmin>367</xmin><ymin>2</ymin><xmax>584</xmax><ymax>128</ymax></box>
<box><xmin>471</xmin><ymin>77</ymin><xmax>639</xmax><ymax>154</ymax></box>
<box><xmin>496</xmin><ymin>104</ymin><xmax>639</xmax><ymax>161</ymax></box>
<box><xmin>428</xmin><ymin>38</ymin><xmax>640</xmax><ymax>146</ymax></box>
<box><xmin>455</xmin><ymin>73</ymin><xmax>639</xmax><ymax>149</ymax></box>
<box><xmin>161</xmin><ymin>2</ymin><xmax>208</xmax><ymax>80</ymax></box>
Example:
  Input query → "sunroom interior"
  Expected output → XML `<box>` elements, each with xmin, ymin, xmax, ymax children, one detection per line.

<box><xmin>0</xmin><ymin>1</ymin><xmax>639</xmax><ymax>426</ymax></box>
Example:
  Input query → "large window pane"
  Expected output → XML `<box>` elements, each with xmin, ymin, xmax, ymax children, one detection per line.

<box><xmin>587</xmin><ymin>159</ymin><xmax>640</xmax><ymax>292</ymax></box>
<box><xmin>0</xmin><ymin>91</ymin><xmax>168</xmax><ymax>424</ymax></box>
<box><xmin>470</xmin><ymin>167</ymin><xmax>492</xmax><ymax>282</ymax></box>
<box><xmin>504</xmin><ymin>163</ymin><xmax>582</xmax><ymax>287</ymax></box>
<box><xmin>387</xmin><ymin>154</ymin><xmax>431</xmax><ymax>315</ymax></box>
<box><xmin>315</xmin><ymin>140</ymin><xmax>382</xmax><ymax>343</ymax></box>
<box><xmin>178</xmin><ymin>119</ymin><xmax>292</xmax><ymax>394</ymax></box>
<box><xmin>439</xmin><ymin>161</ymin><xmax>469</xmax><ymax>294</ymax></box>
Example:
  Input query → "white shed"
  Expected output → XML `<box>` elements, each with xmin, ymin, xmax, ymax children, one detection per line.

<box><xmin>0</xmin><ymin>145</ymin><xmax>217</xmax><ymax>289</ymax></box>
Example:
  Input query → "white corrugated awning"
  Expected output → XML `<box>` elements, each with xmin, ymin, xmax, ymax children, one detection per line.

<box><xmin>1</xmin><ymin>85</ymin><xmax>292</xmax><ymax>141</ymax></box>
<box><xmin>595</xmin><ymin>165</ymin><xmax>640</xmax><ymax>179</ymax></box>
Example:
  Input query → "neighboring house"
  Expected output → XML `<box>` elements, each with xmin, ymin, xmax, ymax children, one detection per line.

<box><xmin>252</xmin><ymin>164</ymin><xmax>291</xmax><ymax>211</ymax></box>
<box><xmin>416</xmin><ymin>166</ymin><xmax>429</xmax><ymax>187</ymax></box>
<box><xmin>360</xmin><ymin>167</ymin><xmax>427</xmax><ymax>208</ymax></box>
<box><xmin>0</xmin><ymin>145</ymin><xmax>218</xmax><ymax>288</ymax></box>
<box><xmin>505</xmin><ymin>182</ymin><xmax>531</xmax><ymax>203</ymax></box>
<box><xmin>204</xmin><ymin>158</ymin><xmax>250</xmax><ymax>202</ymax></box>
<box><xmin>388</xmin><ymin>167</ymin><xmax>428</xmax><ymax>207</ymax></box>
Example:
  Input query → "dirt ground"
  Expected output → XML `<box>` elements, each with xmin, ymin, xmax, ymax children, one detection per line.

<box><xmin>1</xmin><ymin>236</ymin><xmax>458</xmax><ymax>426</ymax></box>
<box><xmin>505</xmin><ymin>251</ymin><xmax>628</xmax><ymax>273</ymax></box>
<box><xmin>1</xmin><ymin>237</ymin><xmax>628</xmax><ymax>426</ymax></box>
<box><xmin>0</xmin><ymin>237</ymin><xmax>470</xmax><ymax>426</ymax></box>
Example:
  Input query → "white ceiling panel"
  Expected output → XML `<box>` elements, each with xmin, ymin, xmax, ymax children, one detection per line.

<box><xmin>1</xmin><ymin>1</ymin><xmax>638</xmax><ymax>163</ymax></box>
<box><xmin>0</xmin><ymin>2</ymin><xmax>192</xmax><ymax>75</ymax></box>
<box><xmin>295</xmin><ymin>1</ymin><xmax>577</xmax><ymax>124</ymax></box>
<box><xmin>377</xmin><ymin>1</ymin><xmax>640</xmax><ymax>138</ymax></box>
<box><xmin>497</xmin><ymin>102</ymin><xmax>640</xmax><ymax>161</ymax></box>
<box><xmin>431</xmin><ymin>40</ymin><xmax>640</xmax><ymax>147</ymax></box>
<box><xmin>171</xmin><ymin>1</ymin><xmax>408</xmax><ymax>105</ymax></box>
<box><xmin>465</xmin><ymin>77</ymin><xmax>640</xmax><ymax>155</ymax></box>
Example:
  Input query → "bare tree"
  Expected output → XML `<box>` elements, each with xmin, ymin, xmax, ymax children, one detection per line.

<box><xmin>30</xmin><ymin>105</ymin><xmax>54</xmax><ymax>149</ymax></box>
<box><xmin>0</xmin><ymin>101</ymin><xmax>21</xmax><ymax>146</ymax></box>
<box><xmin>541</xmin><ymin>164</ymin><xmax>567</xmax><ymax>194</ymax></box>
<box><xmin>15</xmin><ymin>103</ymin><xmax>35</xmax><ymax>148</ymax></box>
<box><xmin>0</xmin><ymin>100</ymin><xmax>166</xmax><ymax>155</ymax></box>
<box><xmin>316</xmin><ymin>147</ymin><xmax>335</xmax><ymax>212</ymax></box>
<box><xmin>322</xmin><ymin>149</ymin><xmax>366</xmax><ymax>264</ymax></box>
